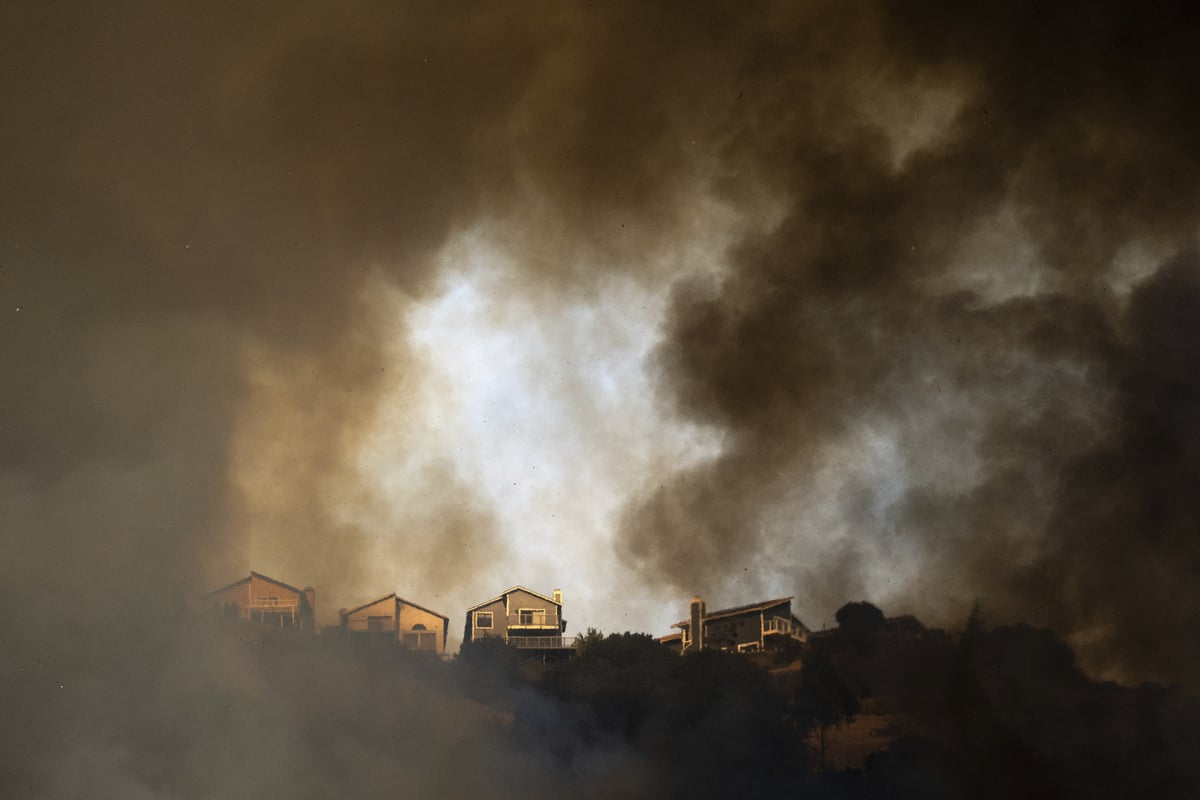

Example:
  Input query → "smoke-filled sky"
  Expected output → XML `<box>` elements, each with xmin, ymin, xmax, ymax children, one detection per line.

<box><xmin>3</xmin><ymin>1</ymin><xmax>1200</xmax><ymax>688</ymax></box>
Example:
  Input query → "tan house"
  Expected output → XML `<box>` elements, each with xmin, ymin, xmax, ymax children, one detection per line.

<box><xmin>200</xmin><ymin>571</ymin><xmax>316</xmax><ymax>632</ymax></box>
<box><xmin>664</xmin><ymin>596</ymin><xmax>807</xmax><ymax>654</ymax></box>
<box><xmin>463</xmin><ymin>586</ymin><xmax>573</xmax><ymax>651</ymax></box>
<box><xmin>339</xmin><ymin>593</ymin><xmax>449</xmax><ymax>654</ymax></box>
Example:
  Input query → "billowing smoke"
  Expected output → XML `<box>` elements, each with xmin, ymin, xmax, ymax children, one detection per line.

<box><xmin>616</xmin><ymin>2</ymin><xmax>1200</xmax><ymax>688</ymax></box>
<box><xmin>2</xmin><ymin>1</ymin><xmax>1199</xmax><ymax>794</ymax></box>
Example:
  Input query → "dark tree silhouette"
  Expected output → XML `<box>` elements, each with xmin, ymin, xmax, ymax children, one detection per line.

<box><xmin>789</xmin><ymin>652</ymin><xmax>861</xmax><ymax>770</ymax></box>
<box><xmin>836</xmin><ymin>601</ymin><xmax>886</xmax><ymax>632</ymax></box>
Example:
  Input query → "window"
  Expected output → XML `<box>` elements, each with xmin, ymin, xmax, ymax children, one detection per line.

<box><xmin>411</xmin><ymin>623</ymin><xmax>427</xmax><ymax>631</ymax></box>
<box><xmin>475</xmin><ymin>611</ymin><xmax>493</xmax><ymax>629</ymax></box>
<box><xmin>518</xmin><ymin>608</ymin><xmax>547</xmax><ymax>625</ymax></box>
<box><xmin>367</xmin><ymin>615</ymin><xmax>392</xmax><ymax>633</ymax></box>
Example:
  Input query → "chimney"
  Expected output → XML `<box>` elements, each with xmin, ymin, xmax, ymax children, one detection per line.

<box><xmin>553</xmin><ymin>588</ymin><xmax>563</xmax><ymax>605</ymax></box>
<box><xmin>304</xmin><ymin>587</ymin><xmax>316</xmax><ymax>618</ymax></box>
<box><xmin>689</xmin><ymin>596</ymin><xmax>705</xmax><ymax>653</ymax></box>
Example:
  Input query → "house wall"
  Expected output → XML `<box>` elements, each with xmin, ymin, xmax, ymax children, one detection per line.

<box><xmin>253</xmin><ymin>575</ymin><xmax>314</xmax><ymax>629</ymax></box>
<box><xmin>765</xmin><ymin>599</ymin><xmax>792</xmax><ymax>622</ymax></box>
<box><xmin>468</xmin><ymin>598</ymin><xmax>507</xmax><ymax>641</ymax></box>
<box><xmin>248</xmin><ymin>574</ymin><xmax>301</xmax><ymax>605</ymax></box>
<box><xmin>466</xmin><ymin>589</ymin><xmax>563</xmax><ymax>643</ymax></box>
<box><xmin>705</xmin><ymin>612</ymin><xmax>764</xmax><ymax>651</ymax></box>
<box><xmin>398</xmin><ymin>603</ymin><xmax>446</xmax><ymax>654</ymax></box>
<box><xmin>204</xmin><ymin>576</ymin><xmax>312</xmax><ymax>630</ymax></box>
<box><xmin>504</xmin><ymin>589</ymin><xmax>560</xmax><ymax>633</ymax></box>
<box><xmin>760</xmin><ymin>601</ymin><xmax>803</xmax><ymax>643</ymax></box>
<box><xmin>343</xmin><ymin>596</ymin><xmax>398</xmax><ymax>634</ymax></box>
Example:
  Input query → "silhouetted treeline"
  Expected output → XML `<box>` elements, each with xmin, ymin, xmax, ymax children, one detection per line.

<box><xmin>469</xmin><ymin>606</ymin><xmax>1200</xmax><ymax>800</ymax></box>
<box><xmin>801</xmin><ymin>605</ymin><xmax>1200</xmax><ymax>799</ymax></box>
<box><xmin>19</xmin><ymin>609</ymin><xmax>1195</xmax><ymax>800</ymax></box>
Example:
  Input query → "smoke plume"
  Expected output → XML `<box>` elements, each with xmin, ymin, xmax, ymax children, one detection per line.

<box><xmin>2</xmin><ymin>2</ymin><xmax>1200</xmax><ymax>794</ymax></box>
<box><xmin>615</xmin><ymin>1</ymin><xmax>1200</xmax><ymax>687</ymax></box>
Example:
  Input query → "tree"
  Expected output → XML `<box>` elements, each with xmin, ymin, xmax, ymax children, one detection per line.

<box><xmin>573</xmin><ymin>626</ymin><xmax>605</xmax><ymax>658</ymax></box>
<box><xmin>835</xmin><ymin>601</ymin><xmax>885</xmax><ymax>632</ymax></box>
<box><xmin>789</xmin><ymin>652</ymin><xmax>860</xmax><ymax>771</ymax></box>
<box><xmin>453</xmin><ymin>636</ymin><xmax>524</xmax><ymax>700</ymax></box>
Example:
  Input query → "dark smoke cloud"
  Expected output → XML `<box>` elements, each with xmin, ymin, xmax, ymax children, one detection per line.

<box><xmin>2</xmin><ymin>0</ymin><xmax>1200</xmax><ymax>794</ymax></box>
<box><xmin>617</xmin><ymin>0</ymin><xmax>1200</xmax><ymax>687</ymax></box>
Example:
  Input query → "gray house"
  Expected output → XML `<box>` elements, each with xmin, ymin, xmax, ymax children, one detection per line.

<box><xmin>463</xmin><ymin>586</ymin><xmax>572</xmax><ymax>651</ymax></box>
<box><xmin>665</xmin><ymin>596</ymin><xmax>808</xmax><ymax>654</ymax></box>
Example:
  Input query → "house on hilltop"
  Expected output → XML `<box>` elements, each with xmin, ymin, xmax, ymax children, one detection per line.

<box><xmin>200</xmin><ymin>571</ymin><xmax>316</xmax><ymax>632</ymax></box>
<box><xmin>339</xmin><ymin>593</ymin><xmax>449</xmax><ymax>654</ymax></box>
<box><xmin>464</xmin><ymin>586</ymin><xmax>573</xmax><ymax>652</ymax></box>
<box><xmin>661</xmin><ymin>596</ymin><xmax>807</xmax><ymax>654</ymax></box>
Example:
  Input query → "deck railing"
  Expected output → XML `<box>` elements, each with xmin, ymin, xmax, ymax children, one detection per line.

<box><xmin>473</xmin><ymin>632</ymin><xmax>576</xmax><ymax>649</ymax></box>
<box><xmin>505</xmin><ymin>612</ymin><xmax>560</xmax><ymax>628</ymax></box>
<box><xmin>763</xmin><ymin>617</ymin><xmax>801</xmax><ymax>637</ymax></box>
<box><xmin>510</xmin><ymin>635</ymin><xmax>576</xmax><ymax>649</ymax></box>
<box><xmin>248</xmin><ymin>598</ymin><xmax>299</xmax><ymax>609</ymax></box>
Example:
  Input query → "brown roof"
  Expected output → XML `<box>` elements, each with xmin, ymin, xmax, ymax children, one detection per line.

<box><xmin>397</xmin><ymin>596</ymin><xmax>450</xmax><ymax>621</ymax></box>
<box><xmin>200</xmin><ymin>571</ymin><xmax>308</xmax><ymax>600</ymax></box>
<box><xmin>340</xmin><ymin>592</ymin><xmax>397</xmax><ymax>617</ymax></box>
<box><xmin>657</xmin><ymin>632</ymin><xmax>683</xmax><ymax>643</ymax></box>
<box><xmin>341</xmin><ymin>592</ymin><xmax>449</xmax><ymax>621</ymax></box>
<box><xmin>672</xmin><ymin>596</ymin><xmax>793</xmax><ymax>629</ymax></box>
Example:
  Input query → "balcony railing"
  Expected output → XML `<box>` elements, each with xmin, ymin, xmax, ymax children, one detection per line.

<box><xmin>473</xmin><ymin>632</ymin><xmax>576</xmax><ymax>649</ymax></box>
<box><xmin>505</xmin><ymin>612</ymin><xmax>560</xmax><ymax>628</ymax></box>
<box><xmin>510</xmin><ymin>635</ymin><xmax>576</xmax><ymax>649</ymax></box>
<box><xmin>763</xmin><ymin>617</ymin><xmax>802</xmax><ymax>637</ymax></box>
<box><xmin>249</xmin><ymin>598</ymin><xmax>299</xmax><ymax>609</ymax></box>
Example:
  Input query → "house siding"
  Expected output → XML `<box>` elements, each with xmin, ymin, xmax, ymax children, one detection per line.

<box><xmin>705</xmin><ymin>612</ymin><xmax>765</xmax><ymax>651</ymax></box>
<box><xmin>469</xmin><ymin>598</ymin><xmax>507</xmax><ymax>641</ymax></box>
<box><xmin>465</xmin><ymin>587</ymin><xmax>565</xmax><ymax>646</ymax></box>
<box><xmin>343</xmin><ymin>596</ymin><xmax>397</xmax><ymax>635</ymax></box>
<box><xmin>398</xmin><ymin>602</ymin><xmax>446</xmax><ymax>653</ymax></box>
<box><xmin>675</xmin><ymin>599</ymin><xmax>801</xmax><ymax>653</ymax></box>
<box><xmin>202</xmin><ymin>573</ymin><xmax>314</xmax><ymax>631</ymax></box>
<box><xmin>504</xmin><ymin>589</ymin><xmax>560</xmax><ymax>634</ymax></box>
<box><xmin>342</xmin><ymin>596</ymin><xmax>448</xmax><ymax>654</ymax></box>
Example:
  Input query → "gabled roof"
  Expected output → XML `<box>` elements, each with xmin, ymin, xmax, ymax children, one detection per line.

<box><xmin>398</xmin><ymin>596</ymin><xmax>450</xmax><ymax>621</ymax></box>
<box><xmin>341</xmin><ymin>592</ymin><xmax>397</xmax><ymax>618</ymax></box>
<box><xmin>465</xmin><ymin>585</ymin><xmax>560</xmax><ymax>613</ymax></box>
<box><xmin>340</xmin><ymin>592</ymin><xmax>449</xmax><ymax>621</ymax></box>
<box><xmin>200</xmin><ymin>571</ymin><xmax>308</xmax><ymax>600</ymax></box>
<box><xmin>672</xmin><ymin>596</ymin><xmax>793</xmax><ymax>628</ymax></box>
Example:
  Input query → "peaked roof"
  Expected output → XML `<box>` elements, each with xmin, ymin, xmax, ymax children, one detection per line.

<box><xmin>465</xmin><ymin>585</ymin><xmax>560</xmax><ymax>613</ymax></box>
<box><xmin>673</xmin><ymin>596</ymin><xmax>793</xmax><ymax>628</ymax></box>
<box><xmin>200</xmin><ymin>571</ymin><xmax>308</xmax><ymax>599</ymax></box>
<box><xmin>340</xmin><ymin>592</ymin><xmax>449</xmax><ymax>621</ymax></box>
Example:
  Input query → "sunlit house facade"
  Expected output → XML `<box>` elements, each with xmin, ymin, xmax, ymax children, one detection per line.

<box><xmin>339</xmin><ymin>593</ymin><xmax>449</xmax><ymax>654</ymax></box>
<box><xmin>463</xmin><ymin>586</ymin><xmax>573</xmax><ymax>651</ymax></box>
<box><xmin>200</xmin><ymin>571</ymin><xmax>316</xmax><ymax>632</ymax></box>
